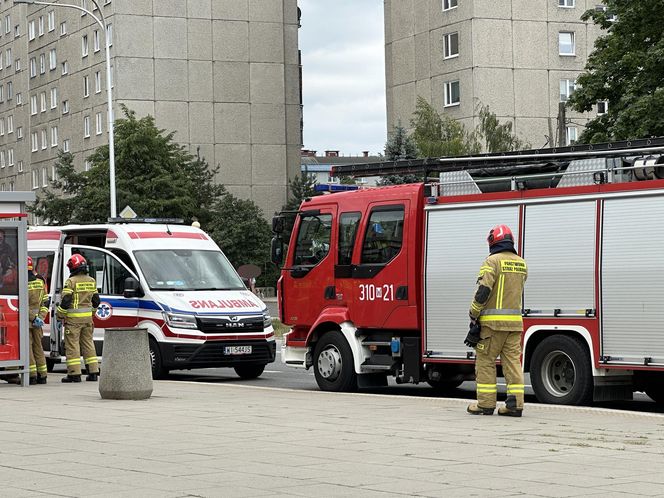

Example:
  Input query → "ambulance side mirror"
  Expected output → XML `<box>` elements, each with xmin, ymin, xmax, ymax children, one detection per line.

<box><xmin>123</xmin><ymin>276</ymin><xmax>143</xmax><ymax>299</ymax></box>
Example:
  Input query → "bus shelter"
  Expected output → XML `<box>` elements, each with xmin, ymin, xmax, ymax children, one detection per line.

<box><xmin>0</xmin><ymin>192</ymin><xmax>35</xmax><ymax>387</ymax></box>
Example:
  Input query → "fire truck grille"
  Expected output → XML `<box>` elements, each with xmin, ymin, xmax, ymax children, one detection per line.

<box><xmin>171</xmin><ymin>341</ymin><xmax>275</xmax><ymax>365</ymax></box>
<box><xmin>196</xmin><ymin>315</ymin><xmax>264</xmax><ymax>333</ymax></box>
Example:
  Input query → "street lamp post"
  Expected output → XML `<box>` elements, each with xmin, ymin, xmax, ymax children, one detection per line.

<box><xmin>14</xmin><ymin>0</ymin><xmax>117</xmax><ymax>218</ymax></box>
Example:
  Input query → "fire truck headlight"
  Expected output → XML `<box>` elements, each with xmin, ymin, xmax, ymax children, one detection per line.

<box><xmin>164</xmin><ymin>312</ymin><xmax>198</xmax><ymax>330</ymax></box>
<box><xmin>263</xmin><ymin>313</ymin><xmax>272</xmax><ymax>329</ymax></box>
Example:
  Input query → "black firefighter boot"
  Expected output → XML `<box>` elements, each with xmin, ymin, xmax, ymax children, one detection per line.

<box><xmin>61</xmin><ymin>374</ymin><xmax>82</xmax><ymax>383</ymax></box>
<box><xmin>86</xmin><ymin>373</ymin><xmax>99</xmax><ymax>382</ymax></box>
<box><xmin>498</xmin><ymin>395</ymin><xmax>523</xmax><ymax>417</ymax></box>
<box><xmin>37</xmin><ymin>374</ymin><xmax>47</xmax><ymax>384</ymax></box>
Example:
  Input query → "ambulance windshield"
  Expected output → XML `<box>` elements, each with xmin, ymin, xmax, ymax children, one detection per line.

<box><xmin>134</xmin><ymin>249</ymin><xmax>245</xmax><ymax>291</ymax></box>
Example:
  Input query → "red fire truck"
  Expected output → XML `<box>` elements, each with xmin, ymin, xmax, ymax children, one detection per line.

<box><xmin>272</xmin><ymin>138</ymin><xmax>664</xmax><ymax>406</ymax></box>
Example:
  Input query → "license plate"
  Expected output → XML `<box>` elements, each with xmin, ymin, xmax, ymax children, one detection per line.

<box><xmin>224</xmin><ymin>346</ymin><xmax>252</xmax><ymax>355</ymax></box>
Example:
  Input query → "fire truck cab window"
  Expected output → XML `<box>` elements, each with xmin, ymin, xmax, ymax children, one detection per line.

<box><xmin>338</xmin><ymin>212</ymin><xmax>361</xmax><ymax>265</ymax></box>
<box><xmin>294</xmin><ymin>214</ymin><xmax>332</xmax><ymax>266</ymax></box>
<box><xmin>361</xmin><ymin>206</ymin><xmax>404</xmax><ymax>264</ymax></box>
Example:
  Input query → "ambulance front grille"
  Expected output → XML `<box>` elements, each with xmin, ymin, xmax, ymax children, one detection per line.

<box><xmin>172</xmin><ymin>342</ymin><xmax>274</xmax><ymax>364</ymax></box>
<box><xmin>196</xmin><ymin>315</ymin><xmax>264</xmax><ymax>333</ymax></box>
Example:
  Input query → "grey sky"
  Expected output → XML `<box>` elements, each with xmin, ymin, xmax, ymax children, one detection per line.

<box><xmin>298</xmin><ymin>0</ymin><xmax>386</xmax><ymax>156</ymax></box>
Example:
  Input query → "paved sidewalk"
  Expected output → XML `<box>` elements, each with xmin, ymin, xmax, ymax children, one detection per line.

<box><xmin>1</xmin><ymin>376</ymin><xmax>663</xmax><ymax>497</ymax></box>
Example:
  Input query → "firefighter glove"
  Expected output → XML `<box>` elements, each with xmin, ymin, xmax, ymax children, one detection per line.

<box><xmin>464</xmin><ymin>322</ymin><xmax>481</xmax><ymax>348</ymax></box>
<box><xmin>32</xmin><ymin>317</ymin><xmax>45</xmax><ymax>328</ymax></box>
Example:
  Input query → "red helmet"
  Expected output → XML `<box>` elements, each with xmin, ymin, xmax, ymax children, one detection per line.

<box><xmin>487</xmin><ymin>224</ymin><xmax>514</xmax><ymax>247</ymax></box>
<box><xmin>67</xmin><ymin>254</ymin><xmax>87</xmax><ymax>271</ymax></box>
<box><xmin>27</xmin><ymin>256</ymin><xmax>33</xmax><ymax>271</ymax></box>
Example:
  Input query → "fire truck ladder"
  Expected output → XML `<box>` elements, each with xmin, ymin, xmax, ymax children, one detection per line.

<box><xmin>332</xmin><ymin>137</ymin><xmax>664</xmax><ymax>195</ymax></box>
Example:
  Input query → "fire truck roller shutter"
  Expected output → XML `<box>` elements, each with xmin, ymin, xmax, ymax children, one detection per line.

<box><xmin>424</xmin><ymin>205</ymin><xmax>519</xmax><ymax>358</ymax></box>
<box><xmin>602</xmin><ymin>195</ymin><xmax>664</xmax><ymax>364</ymax></box>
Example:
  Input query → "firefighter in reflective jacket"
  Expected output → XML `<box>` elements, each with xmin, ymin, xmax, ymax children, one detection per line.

<box><xmin>28</xmin><ymin>256</ymin><xmax>49</xmax><ymax>385</ymax></box>
<box><xmin>466</xmin><ymin>224</ymin><xmax>528</xmax><ymax>417</ymax></box>
<box><xmin>57</xmin><ymin>254</ymin><xmax>100</xmax><ymax>383</ymax></box>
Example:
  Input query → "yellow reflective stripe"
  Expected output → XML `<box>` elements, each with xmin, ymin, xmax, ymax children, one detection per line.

<box><xmin>470</xmin><ymin>302</ymin><xmax>482</xmax><ymax>312</ymax></box>
<box><xmin>28</xmin><ymin>281</ymin><xmax>45</xmax><ymax>290</ymax></box>
<box><xmin>479</xmin><ymin>315</ymin><xmax>523</xmax><ymax>322</ymax></box>
<box><xmin>67</xmin><ymin>311</ymin><xmax>93</xmax><ymax>318</ymax></box>
<box><xmin>37</xmin><ymin>365</ymin><xmax>48</xmax><ymax>373</ymax></box>
<box><xmin>66</xmin><ymin>359</ymin><xmax>81</xmax><ymax>365</ymax></box>
<box><xmin>29</xmin><ymin>365</ymin><xmax>37</xmax><ymax>372</ymax></box>
<box><xmin>508</xmin><ymin>384</ymin><xmax>525</xmax><ymax>388</ymax></box>
<box><xmin>496</xmin><ymin>275</ymin><xmax>505</xmax><ymax>309</ymax></box>
<box><xmin>57</xmin><ymin>306</ymin><xmax>68</xmax><ymax>314</ymax></box>
<box><xmin>84</xmin><ymin>357</ymin><xmax>98</xmax><ymax>364</ymax></box>
<box><xmin>61</xmin><ymin>288</ymin><xmax>73</xmax><ymax>295</ymax></box>
<box><xmin>477</xmin><ymin>388</ymin><xmax>497</xmax><ymax>393</ymax></box>
<box><xmin>507</xmin><ymin>390</ymin><xmax>525</xmax><ymax>394</ymax></box>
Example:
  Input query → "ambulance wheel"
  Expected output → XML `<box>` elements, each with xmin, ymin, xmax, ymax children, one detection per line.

<box><xmin>234</xmin><ymin>364</ymin><xmax>265</xmax><ymax>379</ymax></box>
<box><xmin>313</xmin><ymin>331</ymin><xmax>357</xmax><ymax>392</ymax></box>
<box><xmin>530</xmin><ymin>335</ymin><xmax>593</xmax><ymax>406</ymax></box>
<box><xmin>149</xmin><ymin>338</ymin><xmax>168</xmax><ymax>379</ymax></box>
<box><xmin>46</xmin><ymin>358</ymin><xmax>55</xmax><ymax>373</ymax></box>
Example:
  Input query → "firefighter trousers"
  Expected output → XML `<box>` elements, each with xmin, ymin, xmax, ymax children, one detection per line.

<box><xmin>475</xmin><ymin>327</ymin><xmax>524</xmax><ymax>410</ymax></box>
<box><xmin>64</xmin><ymin>321</ymin><xmax>99</xmax><ymax>376</ymax></box>
<box><xmin>29</xmin><ymin>326</ymin><xmax>47</xmax><ymax>378</ymax></box>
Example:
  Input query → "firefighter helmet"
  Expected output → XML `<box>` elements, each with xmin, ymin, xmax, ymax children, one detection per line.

<box><xmin>487</xmin><ymin>224</ymin><xmax>514</xmax><ymax>247</ymax></box>
<box><xmin>27</xmin><ymin>256</ymin><xmax>33</xmax><ymax>271</ymax></box>
<box><xmin>67</xmin><ymin>254</ymin><xmax>87</xmax><ymax>272</ymax></box>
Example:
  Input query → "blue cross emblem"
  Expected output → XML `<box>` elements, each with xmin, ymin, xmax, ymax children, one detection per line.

<box><xmin>96</xmin><ymin>302</ymin><xmax>112</xmax><ymax>320</ymax></box>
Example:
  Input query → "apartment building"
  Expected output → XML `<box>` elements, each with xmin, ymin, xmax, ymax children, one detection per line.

<box><xmin>0</xmin><ymin>0</ymin><xmax>302</xmax><ymax>220</ymax></box>
<box><xmin>384</xmin><ymin>0</ymin><xmax>608</xmax><ymax>149</ymax></box>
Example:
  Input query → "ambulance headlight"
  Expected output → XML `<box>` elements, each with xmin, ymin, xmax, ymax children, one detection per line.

<box><xmin>164</xmin><ymin>312</ymin><xmax>198</xmax><ymax>330</ymax></box>
<box><xmin>263</xmin><ymin>313</ymin><xmax>272</xmax><ymax>329</ymax></box>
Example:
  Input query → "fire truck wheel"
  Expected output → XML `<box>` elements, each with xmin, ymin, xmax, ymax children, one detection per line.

<box><xmin>313</xmin><ymin>331</ymin><xmax>358</xmax><ymax>392</ymax></box>
<box><xmin>149</xmin><ymin>337</ymin><xmax>168</xmax><ymax>379</ymax></box>
<box><xmin>427</xmin><ymin>378</ymin><xmax>463</xmax><ymax>392</ymax></box>
<box><xmin>234</xmin><ymin>364</ymin><xmax>266</xmax><ymax>379</ymax></box>
<box><xmin>644</xmin><ymin>378</ymin><xmax>664</xmax><ymax>404</ymax></box>
<box><xmin>530</xmin><ymin>335</ymin><xmax>593</xmax><ymax>406</ymax></box>
<box><xmin>46</xmin><ymin>358</ymin><xmax>55</xmax><ymax>373</ymax></box>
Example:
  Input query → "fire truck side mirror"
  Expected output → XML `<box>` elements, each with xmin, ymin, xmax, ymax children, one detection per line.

<box><xmin>271</xmin><ymin>237</ymin><xmax>284</xmax><ymax>266</ymax></box>
<box><xmin>123</xmin><ymin>276</ymin><xmax>143</xmax><ymax>299</ymax></box>
<box><xmin>272</xmin><ymin>215</ymin><xmax>285</xmax><ymax>234</ymax></box>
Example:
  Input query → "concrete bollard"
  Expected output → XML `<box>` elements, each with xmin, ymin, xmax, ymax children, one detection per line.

<box><xmin>99</xmin><ymin>328</ymin><xmax>153</xmax><ymax>400</ymax></box>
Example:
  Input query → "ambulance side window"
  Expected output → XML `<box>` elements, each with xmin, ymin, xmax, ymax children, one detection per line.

<box><xmin>361</xmin><ymin>206</ymin><xmax>405</xmax><ymax>265</ymax></box>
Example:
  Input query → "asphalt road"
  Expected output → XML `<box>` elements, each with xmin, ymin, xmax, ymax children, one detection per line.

<box><xmin>167</xmin><ymin>341</ymin><xmax>664</xmax><ymax>414</ymax></box>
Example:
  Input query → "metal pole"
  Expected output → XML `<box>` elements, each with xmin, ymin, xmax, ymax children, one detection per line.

<box><xmin>13</xmin><ymin>0</ymin><xmax>117</xmax><ymax>218</ymax></box>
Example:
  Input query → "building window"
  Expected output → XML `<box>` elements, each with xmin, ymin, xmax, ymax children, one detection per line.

<box><xmin>28</xmin><ymin>20</ymin><xmax>35</xmax><ymax>40</ymax></box>
<box><xmin>81</xmin><ymin>0</ymin><xmax>88</xmax><ymax>15</ymax></box>
<box><xmin>442</xmin><ymin>0</ymin><xmax>458</xmax><ymax>11</ymax></box>
<box><xmin>17</xmin><ymin>161</ymin><xmax>23</xmax><ymax>173</ymax></box>
<box><xmin>1</xmin><ymin>151</ymin><xmax>5</xmax><ymax>169</ymax></box>
<box><xmin>49</xmin><ymin>49</ymin><xmax>56</xmax><ymax>70</ymax></box>
<box><xmin>60</xmin><ymin>21</ymin><xmax>67</xmax><ymax>36</ymax></box>
<box><xmin>83</xmin><ymin>75</ymin><xmax>89</xmax><ymax>97</ymax></box>
<box><xmin>7</xmin><ymin>82</ymin><xmax>12</xmax><ymax>100</ymax></box>
<box><xmin>566</xmin><ymin>126</ymin><xmax>577</xmax><ymax>145</ymax></box>
<box><xmin>597</xmin><ymin>100</ymin><xmax>609</xmax><ymax>115</ymax></box>
<box><xmin>14</xmin><ymin>24</ymin><xmax>20</xmax><ymax>38</ymax></box>
<box><xmin>41</xmin><ymin>129</ymin><xmax>47</xmax><ymax>150</ymax></box>
<box><xmin>0</xmin><ymin>118</ymin><xmax>4</xmax><ymax>135</ymax></box>
<box><xmin>16</xmin><ymin>92</ymin><xmax>22</xmax><ymax>105</ymax></box>
<box><xmin>42</xmin><ymin>167</ymin><xmax>48</xmax><ymax>187</ymax></box>
<box><xmin>84</xmin><ymin>160</ymin><xmax>91</xmax><ymax>171</ymax></box>
<box><xmin>5</xmin><ymin>15</ymin><xmax>11</xmax><ymax>35</ymax></box>
<box><xmin>0</xmin><ymin>85</ymin><xmax>3</xmax><ymax>102</ymax></box>
<box><xmin>559</xmin><ymin>31</ymin><xmax>575</xmax><ymax>56</ymax></box>
<box><xmin>93</xmin><ymin>29</ymin><xmax>100</xmax><ymax>52</ymax></box>
<box><xmin>8</xmin><ymin>149</ymin><xmax>13</xmax><ymax>167</ymax></box>
<box><xmin>5</xmin><ymin>48</ymin><xmax>11</xmax><ymax>68</ymax></box>
<box><xmin>16</xmin><ymin>126</ymin><xmax>22</xmax><ymax>139</ymax></box>
<box><xmin>48</xmin><ymin>10</ymin><xmax>55</xmax><ymax>32</ymax></box>
<box><xmin>31</xmin><ymin>132</ymin><xmax>38</xmax><ymax>152</ymax></box>
<box><xmin>559</xmin><ymin>0</ymin><xmax>575</xmax><ymax>6</ymax></box>
<box><xmin>559</xmin><ymin>79</ymin><xmax>576</xmax><ymax>102</ymax></box>
<box><xmin>51</xmin><ymin>126</ymin><xmax>58</xmax><ymax>147</ymax></box>
<box><xmin>38</xmin><ymin>15</ymin><xmax>44</xmax><ymax>36</ymax></box>
<box><xmin>596</xmin><ymin>4</ymin><xmax>618</xmax><ymax>22</ymax></box>
<box><xmin>95</xmin><ymin>71</ymin><xmax>102</xmax><ymax>93</ymax></box>
<box><xmin>14</xmin><ymin>58</ymin><xmax>20</xmax><ymax>72</ymax></box>
<box><xmin>443</xmin><ymin>32</ymin><xmax>459</xmax><ymax>59</ymax></box>
<box><xmin>63</xmin><ymin>138</ymin><xmax>70</xmax><ymax>152</ymax></box>
<box><xmin>50</xmin><ymin>87</ymin><xmax>58</xmax><ymax>109</ymax></box>
<box><xmin>82</xmin><ymin>35</ymin><xmax>89</xmax><ymax>57</ymax></box>
<box><xmin>40</xmin><ymin>91</ymin><xmax>47</xmax><ymax>112</ymax></box>
<box><xmin>51</xmin><ymin>164</ymin><xmax>57</xmax><ymax>182</ymax></box>
<box><xmin>62</xmin><ymin>99</ymin><xmax>70</xmax><ymax>114</ymax></box>
<box><xmin>40</xmin><ymin>53</ymin><xmax>45</xmax><ymax>74</ymax></box>
<box><xmin>7</xmin><ymin>115</ymin><xmax>13</xmax><ymax>134</ymax></box>
<box><xmin>444</xmin><ymin>80</ymin><xmax>460</xmax><ymax>107</ymax></box>
<box><xmin>107</xmin><ymin>23</ymin><xmax>113</xmax><ymax>46</ymax></box>
<box><xmin>61</xmin><ymin>61</ymin><xmax>69</xmax><ymax>75</ymax></box>
<box><xmin>32</xmin><ymin>170</ymin><xmax>39</xmax><ymax>189</ymax></box>
<box><xmin>96</xmin><ymin>112</ymin><xmax>103</xmax><ymax>135</ymax></box>
<box><xmin>30</xmin><ymin>57</ymin><xmax>37</xmax><ymax>77</ymax></box>
<box><xmin>84</xmin><ymin>115</ymin><xmax>91</xmax><ymax>137</ymax></box>
<box><xmin>31</xmin><ymin>95</ymin><xmax>38</xmax><ymax>115</ymax></box>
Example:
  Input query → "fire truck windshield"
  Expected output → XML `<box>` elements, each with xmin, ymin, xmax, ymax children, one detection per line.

<box><xmin>134</xmin><ymin>249</ymin><xmax>245</xmax><ymax>291</ymax></box>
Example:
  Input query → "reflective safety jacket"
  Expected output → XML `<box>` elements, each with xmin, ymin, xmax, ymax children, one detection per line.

<box><xmin>469</xmin><ymin>251</ymin><xmax>528</xmax><ymax>332</ymax></box>
<box><xmin>57</xmin><ymin>274</ymin><xmax>100</xmax><ymax>324</ymax></box>
<box><xmin>28</xmin><ymin>272</ymin><xmax>49</xmax><ymax>323</ymax></box>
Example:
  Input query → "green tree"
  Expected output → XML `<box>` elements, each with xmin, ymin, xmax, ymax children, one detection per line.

<box><xmin>283</xmin><ymin>172</ymin><xmax>319</xmax><ymax>211</ymax></box>
<box><xmin>476</xmin><ymin>104</ymin><xmax>529</xmax><ymax>152</ymax></box>
<box><xmin>410</xmin><ymin>96</ymin><xmax>480</xmax><ymax>158</ymax></box>
<box><xmin>378</xmin><ymin>121</ymin><xmax>422</xmax><ymax>185</ymax></box>
<box><xmin>32</xmin><ymin>106</ymin><xmax>225</xmax><ymax>224</ymax></box>
<box><xmin>206</xmin><ymin>193</ymin><xmax>272</xmax><ymax>270</ymax></box>
<box><xmin>568</xmin><ymin>1</ymin><xmax>664</xmax><ymax>142</ymax></box>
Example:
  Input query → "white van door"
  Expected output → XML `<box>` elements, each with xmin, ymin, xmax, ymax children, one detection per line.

<box><xmin>62</xmin><ymin>244</ymin><xmax>140</xmax><ymax>348</ymax></box>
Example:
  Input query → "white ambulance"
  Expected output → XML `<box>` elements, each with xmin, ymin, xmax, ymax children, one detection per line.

<box><xmin>28</xmin><ymin>221</ymin><xmax>276</xmax><ymax>379</ymax></box>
